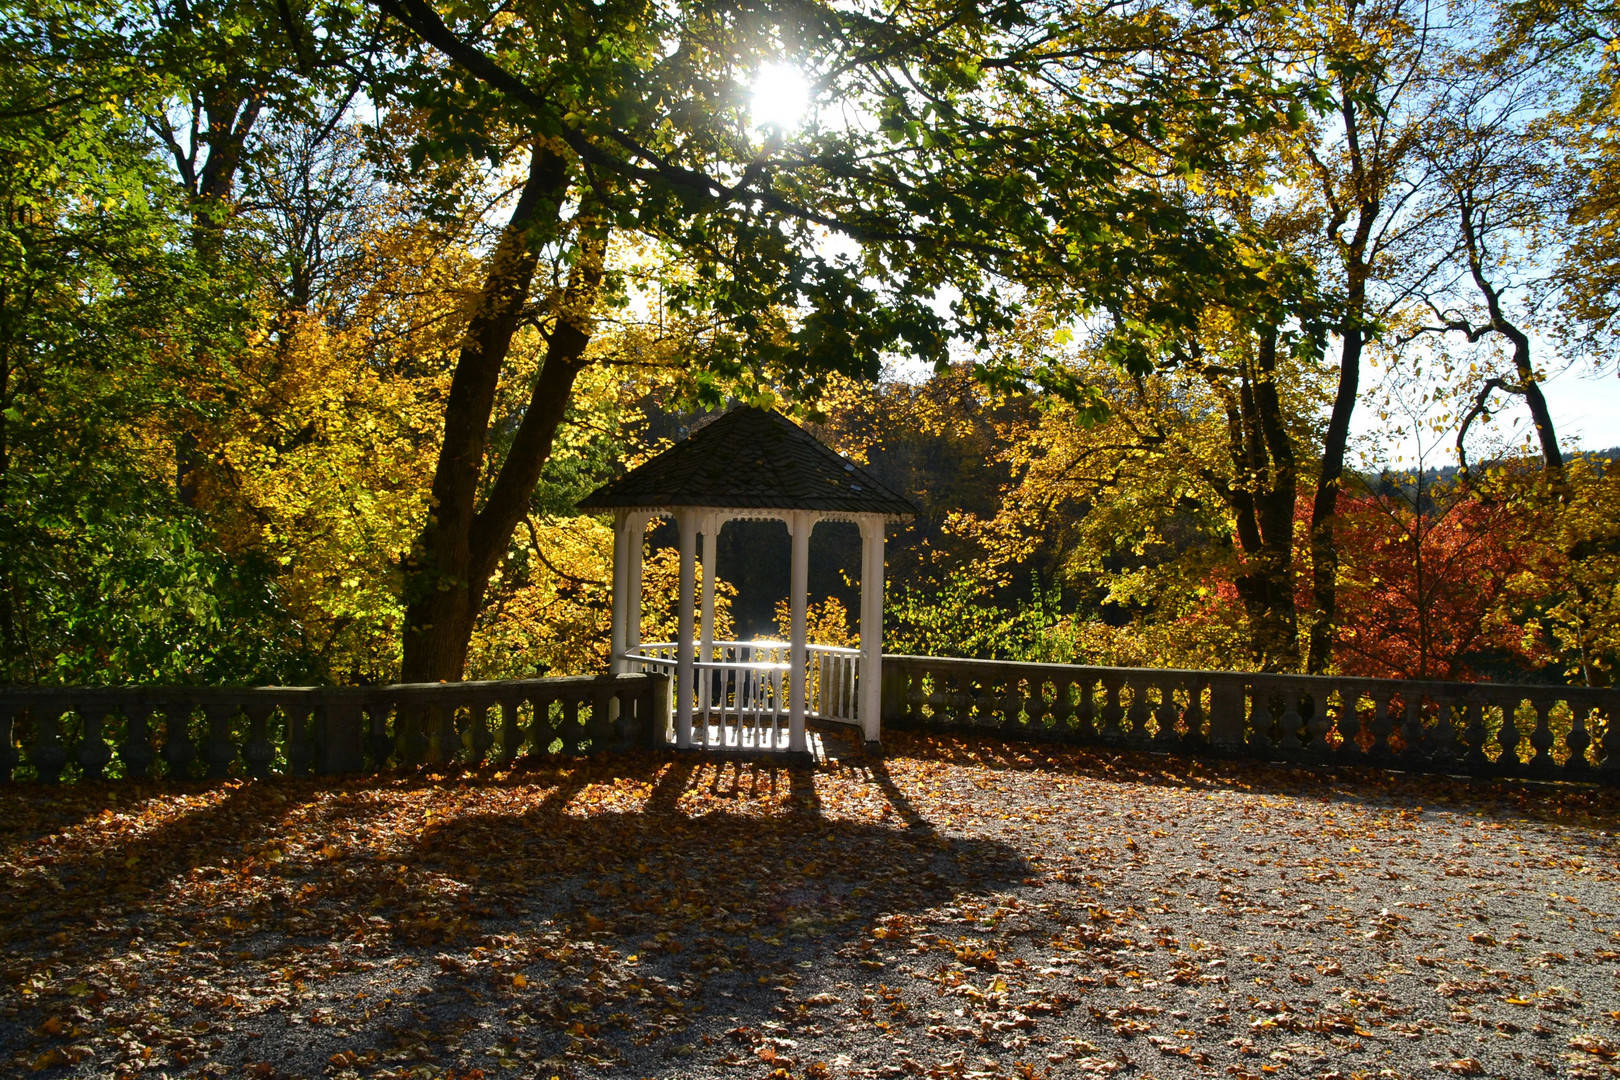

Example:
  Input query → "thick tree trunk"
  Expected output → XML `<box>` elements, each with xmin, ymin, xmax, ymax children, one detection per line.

<box><xmin>1204</xmin><ymin>327</ymin><xmax>1300</xmax><ymax>671</ymax></box>
<box><xmin>399</xmin><ymin>151</ymin><xmax>607</xmax><ymax>683</ymax></box>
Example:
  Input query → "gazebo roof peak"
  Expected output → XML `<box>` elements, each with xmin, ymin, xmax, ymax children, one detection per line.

<box><xmin>578</xmin><ymin>405</ymin><xmax>918</xmax><ymax>518</ymax></box>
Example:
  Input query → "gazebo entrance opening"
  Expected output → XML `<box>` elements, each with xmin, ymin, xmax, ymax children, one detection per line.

<box><xmin>619</xmin><ymin>511</ymin><xmax>881</xmax><ymax>752</ymax></box>
<box><xmin>578</xmin><ymin>408</ymin><xmax>917</xmax><ymax>755</ymax></box>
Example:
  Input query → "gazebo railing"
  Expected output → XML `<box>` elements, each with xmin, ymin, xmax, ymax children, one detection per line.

<box><xmin>624</xmin><ymin>640</ymin><xmax>862</xmax><ymax>750</ymax></box>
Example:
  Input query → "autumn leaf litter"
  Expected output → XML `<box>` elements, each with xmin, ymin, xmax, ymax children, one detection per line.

<box><xmin>3</xmin><ymin>732</ymin><xmax>1618</xmax><ymax>1080</ymax></box>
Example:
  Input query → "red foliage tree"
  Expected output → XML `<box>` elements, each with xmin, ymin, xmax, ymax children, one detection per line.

<box><xmin>1331</xmin><ymin>480</ymin><xmax>1550</xmax><ymax>680</ymax></box>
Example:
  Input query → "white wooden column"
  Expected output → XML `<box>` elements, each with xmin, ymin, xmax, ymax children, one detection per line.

<box><xmin>675</xmin><ymin>509</ymin><xmax>700</xmax><ymax>749</ymax></box>
<box><xmin>858</xmin><ymin>514</ymin><xmax>886</xmax><ymax>744</ymax></box>
<box><xmin>609</xmin><ymin>511</ymin><xmax>631</xmax><ymax>674</ymax></box>
<box><xmin>698</xmin><ymin>515</ymin><xmax>718</xmax><ymax>720</ymax></box>
<box><xmin>625</xmin><ymin>513</ymin><xmax>646</xmax><ymax>657</ymax></box>
<box><xmin>787</xmin><ymin>510</ymin><xmax>813</xmax><ymax>753</ymax></box>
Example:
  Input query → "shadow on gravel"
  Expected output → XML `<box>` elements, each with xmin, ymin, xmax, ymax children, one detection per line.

<box><xmin>2</xmin><ymin>751</ymin><xmax>1030</xmax><ymax>1078</ymax></box>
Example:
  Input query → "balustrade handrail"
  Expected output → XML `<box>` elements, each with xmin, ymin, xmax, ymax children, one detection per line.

<box><xmin>884</xmin><ymin>653</ymin><xmax>1620</xmax><ymax>704</ymax></box>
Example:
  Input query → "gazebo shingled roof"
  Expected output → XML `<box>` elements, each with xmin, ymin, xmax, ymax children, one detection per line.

<box><xmin>578</xmin><ymin>406</ymin><xmax>918</xmax><ymax>518</ymax></box>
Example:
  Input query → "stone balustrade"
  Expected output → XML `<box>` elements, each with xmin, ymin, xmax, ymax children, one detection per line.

<box><xmin>0</xmin><ymin>674</ymin><xmax>667</xmax><ymax>782</ymax></box>
<box><xmin>6</xmin><ymin>657</ymin><xmax>1616</xmax><ymax>785</ymax></box>
<box><xmin>881</xmin><ymin>655</ymin><xmax>1619</xmax><ymax>784</ymax></box>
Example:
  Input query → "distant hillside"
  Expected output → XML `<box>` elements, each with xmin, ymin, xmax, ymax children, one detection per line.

<box><xmin>1354</xmin><ymin>447</ymin><xmax>1619</xmax><ymax>494</ymax></box>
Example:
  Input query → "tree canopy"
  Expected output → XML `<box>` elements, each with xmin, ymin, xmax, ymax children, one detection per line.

<box><xmin>1</xmin><ymin>0</ymin><xmax>1615</xmax><ymax>686</ymax></box>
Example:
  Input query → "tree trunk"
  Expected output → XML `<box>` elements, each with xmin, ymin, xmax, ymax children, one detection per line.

<box><xmin>1458</xmin><ymin>199</ymin><xmax>1563</xmax><ymax>473</ymax></box>
<box><xmin>1245</xmin><ymin>327</ymin><xmax>1301</xmax><ymax>669</ymax></box>
<box><xmin>399</xmin><ymin>147</ymin><xmax>604</xmax><ymax>683</ymax></box>
<box><xmin>1307</xmin><ymin>322</ymin><xmax>1361</xmax><ymax>673</ymax></box>
<box><xmin>1304</xmin><ymin>0</ymin><xmax>1383</xmax><ymax>674</ymax></box>
<box><xmin>1205</xmin><ymin>327</ymin><xmax>1301</xmax><ymax>670</ymax></box>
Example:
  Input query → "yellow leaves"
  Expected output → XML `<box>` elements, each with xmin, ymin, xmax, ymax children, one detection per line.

<box><xmin>466</xmin><ymin>513</ymin><xmax>624</xmax><ymax>679</ymax></box>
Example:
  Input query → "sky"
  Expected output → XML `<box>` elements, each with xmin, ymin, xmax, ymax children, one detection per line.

<box><xmin>1514</xmin><ymin>366</ymin><xmax>1620</xmax><ymax>452</ymax></box>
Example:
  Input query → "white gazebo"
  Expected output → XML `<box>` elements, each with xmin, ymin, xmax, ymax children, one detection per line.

<box><xmin>579</xmin><ymin>406</ymin><xmax>918</xmax><ymax>755</ymax></box>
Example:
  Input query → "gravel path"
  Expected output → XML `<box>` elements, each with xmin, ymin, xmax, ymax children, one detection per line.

<box><xmin>2</xmin><ymin>731</ymin><xmax>1617</xmax><ymax>1080</ymax></box>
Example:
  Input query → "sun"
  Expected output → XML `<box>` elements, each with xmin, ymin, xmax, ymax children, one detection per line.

<box><xmin>750</xmin><ymin>62</ymin><xmax>812</xmax><ymax>133</ymax></box>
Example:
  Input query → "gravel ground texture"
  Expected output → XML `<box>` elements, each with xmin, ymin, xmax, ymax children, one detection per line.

<box><xmin>2</xmin><ymin>729</ymin><xmax>1618</xmax><ymax>1080</ymax></box>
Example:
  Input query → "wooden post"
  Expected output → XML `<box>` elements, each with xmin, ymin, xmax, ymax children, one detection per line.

<box><xmin>626</xmin><ymin>513</ymin><xmax>646</xmax><ymax>660</ymax></box>
<box><xmin>699</xmin><ymin>516</ymin><xmax>718</xmax><ymax>727</ymax></box>
<box><xmin>676</xmin><ymin>509</ymin><xmax>699</xmax><ymax>748</ymax></box>
<box><xmin>858</xmin><ymin>514</ymin><xmax>885</xmax><ymax>747</ymax></box>
<box><xmin>610</xmin><ymin>511</ymin><xmax>631</xmax><ymax>674</ymax></box>
<box><xmin>788</xmin><ymin>510</ymin><xmax>813</xmax><ymax>753</ymax></box>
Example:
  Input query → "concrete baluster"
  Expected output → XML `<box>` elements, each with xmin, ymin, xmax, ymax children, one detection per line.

<box><xmin>1565</xmin><ymin>701</ymin><xmax>1592</xmax><ymax>773</ymax></box>
<box><xmin>1462</xmin><ymin>699</ymin><xmax>1488</xmax><ymax>770</ymax></box>
<box><xmin>286</xmin><ymin>705</ymin><xmax>315</xmax><ymax>776</ymax></box>
<box><xmin>1599</xmin><ymin>703</ymin><xmax>1619</xmax><ymax>781</ymax></box>
<box><xmin>1184</xmin><ymin>679</ymin><xmax>1207</xmax><ymax>745</ymax></box>
<box><xmin>563</xmin><ymin>698</ymin><xmax>582</xmax><ymax>753</ymax></box>
<box><xmin>1366</xmin><ymin>692</ymin><xmax>1395</xmax><ymax>760</ymax></box>
<box><xmin>160</xmin><ymin>705</ymin><xmax>198</xmax><ymax>779</ymax></box>
<box><xmin>1306</xmin><ymin>692</ymin><xmax>1333</xmax><ymax>758</ymax></box>
<box><xmin>1100</xmin><ymin>676</ymin><xmax>1124</xmax><ymax>740</ymax></box>
<box><xmin>32</xmin><ymin>706</ymin><xmax>69</xmax><ymax>783</ymax></box>
<box><xmin>588</xmin><ymin>689</ymin><xmax>616</xmax><ymax>749</ymax></box>
<box><xmin>363</xmin><ymin>703</ymin><xmax>395</xmax><ymax>769</ymax></box>
<box><xmin>1496</xmin><ymin>698</ymin><xmax>1522</xmax><ymax>769</ymax></box>
<box><xmin>1399</xmin><ymin>694</ymin><xmax>1426</xmax><ymax>763</ymax></box>
<box><xmin>77</xmin><ymin>707</ymin><xmax>114</xmax><ymax>780</ymax></box>
<box><xmin>0</xmin><ymin>704</ymin><xmax>17</xmax><ymax>781</ymax></box>
<box><xmin>1047</xmin><ymin>678</ymin><xmax>1070</xmax><ymax>735</ymax></box>
<box><xmin>1247</xmin><ymin>684</ymin><xmax>1274</xmax><ymax>753</ymax></box>
<box><xmin>1207</xmin><ymin>679</ymin><xmax>1244</xmax><ymax>748</ymax></box>
<box><xmin>121</xmin><ymin>703</ymin><xmax>157</xmax><ymax>779</ymax></box>
<box><xmin>202</xmin><ymin>703</ymin><xmax>239</xmax><ymax>779</ymax></box>
<box><xmin>425</xmin><ymin>703</ymin><xmax>460</xmax><ymax>766</ymax></box>
<box><xmin>1072</xmin><ymin>676</ymin><xmax>1096</xmax><ymax>738</ymax></box>
<box><xmin>1426</xmin><ymin>695</ymin><xmax>1462</xmax><ymax>763</ymax></box>
<box><xmin>1278</xmin><ymin>688</ymin><xmax>1304</xmax><ymax>751</ymax></box>
<box><xmin>467</xmin><ymin>701</ymin><xmax>496</xmax><ymax>765</ymax></box>
<box><xmin>1527</xmin><ymin>698</ymin><xmax>1554</xmax><ymax>772</ymax></box>
<box><xmin>1337</xmin><ymin>686</ymin><xmax>1365</xmax><ymax>757</ymax></box>
<box><xmin>530</xmin><ymin>694</ymin><xmax>559</xmax><ymax>755</ymax></box>
<box><xmin>1125</xmin><ymin>677</ymin><xmax>1150</xmax><ymax>741</ymax></box>
<box><xmin>396</xmin><ymin>702</ymin><xmax>428</xmax><ymax>767</ymax></box>
<box><xmin>1154</xmin><ymin>682</ymin><xmax>1180</xmax><ymax>745</ymax></box>
<box><xmin>494</xmin><ymin>699</ymin><xmax>522</xmax><ymax>763</ymax></box>
<box><xmin>243</xmin><ymin>704</ymin><xmax>276</xmax><ymax>778</ymax></box>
